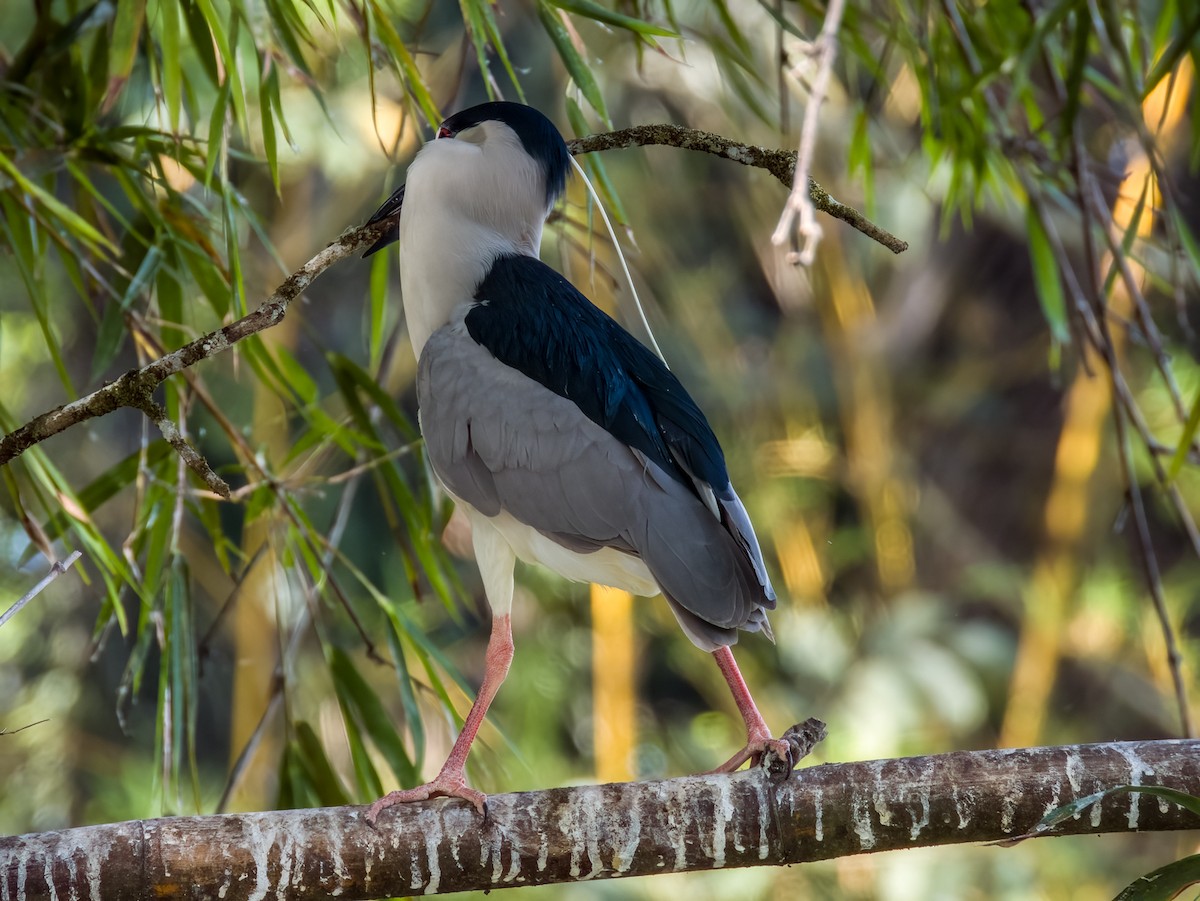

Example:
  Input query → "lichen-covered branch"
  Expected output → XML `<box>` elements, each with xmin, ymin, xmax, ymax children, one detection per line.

<box><xmin>567</xmin><ymin>126</ymin><xmax>908</xmax><ymax>254</ymax></box>
<box><xmin>3</xmin><ymin>740</ymin><xmax>1197</xmax><ymax>899</ymax></box>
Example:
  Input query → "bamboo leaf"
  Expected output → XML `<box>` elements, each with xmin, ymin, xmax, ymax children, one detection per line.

<box><xmin>474</xmin><ymin>0</ymin><xmax>527</xmax><ymax>100</ymax></box>
<box><xmin>368</xmin><ymin>0</ymin><xmax>440</xmax><ymax>127</ymax></box>
<box><xmin>1036</xmin><ymin>784</ymin><xmax>1200</xmax><ymax>833</ymax></box>
<box><xmin>293</xmin><ymin>721</ymin><xmax>352</xmax><ymax>807</ymax></box>
<box><xmin>1113</xmin><ymin>854</ymin><xmax>1200</xmax><ymax>901</ymax></box>
<box><xmin>566</xmin><ymin>97</ymin><xmax>627</xmax><ymax>226</ymax></box>
<box><xmin>0</xmin><ymin>151</ymin><xmax>119</xmax><ymax>256</ymax></box>
<box><xmin>384</xmin><ymin>618</ymin><xmax>425</xmax><ymax>772</ymax></box>
<box><xmin>1026</xmin><ymin>204</ymin><xmax>1070</xmax><ymax>346</ymax></box>
<box><xmin>158</xmin><ymin>0</ymin><xmax>183</xmax><ymax>132</ymax></box>
<box><xmin>367</xmin><ymin>244</ymin><xmax>390</xmax><ymax>372</ymax></box>
<box><xmin>537</xmin><ymin>1</ymin><xmax>611</xmax><ymax>126</ymax></box>
<box><xmin>193</xmin><ymin>0</ymin><xmax>249</xmax><ymax>133</ymax></box>
<box><xmin>259</xmin><ymin>64</ymin><xmax>282</xmax><ymax>196</ymax></box>
<box><xmin>329</xmin><ymin>647</ymin><xmax>418</xmax><ymax>787</ymax></box>
<box><xmin>105</xmin><ymin>0</ymin><xmax>147</xmax><ymax>110</ymax></box>
<box><xmin>550</xmin><ymin>0</ymin><xmax>678</xmax><ymax>37</ymax></box>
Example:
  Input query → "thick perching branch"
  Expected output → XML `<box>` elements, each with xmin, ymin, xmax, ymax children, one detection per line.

<box><xmin>0</xmin><ymin>126</ymin><xmax>905</xmax><ymax>474</ymax></box>
<box><xmin>1</xmin><ymin>740</ymin><xmax>1196</xmax><ymax>899</ymax></box>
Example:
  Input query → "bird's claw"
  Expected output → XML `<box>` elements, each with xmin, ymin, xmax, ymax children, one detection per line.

<box><xmin>709</xmin><ymin>735</ymin><xmax>788</xmax><ymax>775</ymax></box>
<box><xmin>364</xmin><ymin>775</ymin><xmax>488</xmax><ymax>826</ymax></box>
<box><xmin>708</xmin><ymin>718</ymin><xmax>829</xmax><ymax>782</ymax></box>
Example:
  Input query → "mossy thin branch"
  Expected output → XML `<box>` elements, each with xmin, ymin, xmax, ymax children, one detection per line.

<box><xmin>568</xmin><ymin>125</ymin><xmax>908</xmax><ymax>254</ymax></box>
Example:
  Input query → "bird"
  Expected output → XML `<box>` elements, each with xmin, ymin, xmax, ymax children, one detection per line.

<box><xmin>363</xmin><ymin>101</ymin><xmax>786</xmax><ymax>822</ymax></box>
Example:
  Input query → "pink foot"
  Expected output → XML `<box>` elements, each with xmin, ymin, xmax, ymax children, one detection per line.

<box><xmin>365</xmin><ymin>771</ymin><xmax>486</xmax><ymax>825</ymax></box>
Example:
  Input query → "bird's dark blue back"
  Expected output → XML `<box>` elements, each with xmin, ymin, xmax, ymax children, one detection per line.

<box><xmin>465</xmin><ymin>254</ymin><xmax>730</xmax><ymax>495</ymax></box>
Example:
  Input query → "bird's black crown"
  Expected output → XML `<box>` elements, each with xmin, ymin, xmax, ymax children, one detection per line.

<box><xmin>441</xmin><ymin>102</ymin><xmax>571</xmax><ymax>205</ymax></box>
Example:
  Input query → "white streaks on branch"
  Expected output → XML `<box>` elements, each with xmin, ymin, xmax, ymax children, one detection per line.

<box><xmin>1116</xmin><ymin>745</ymin><xmax>1156</xmax><ymax>830</ymax></box>
<box><xmin>422</xmin><ymin>816</ymin><xmax>442</xmax><ymax>894</ymax></box>
<box><xmin>851</xmin><ymin>789</ymin><xmax>877</xmax><ymax>850</ymax></box>
<box><xmin>813</xmin><ymin>787</ymin><xmax>825</xmax><ymax>842</ymax></box>
<box><xmin>557</xmin><ymin>785</ymin><xmax>605</xmax><ymax>880</ymax></box>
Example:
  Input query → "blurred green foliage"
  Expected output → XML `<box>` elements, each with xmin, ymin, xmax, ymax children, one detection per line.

<box><xmin>1</xmin><ymin>0</ymin><xmax>1199</xmax><ymax>898</ymax></box>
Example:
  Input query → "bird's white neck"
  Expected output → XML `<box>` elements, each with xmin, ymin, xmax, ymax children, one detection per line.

<box><xmin>397</xmin><ymin>134</ymin><xmax>550</xmax><ymax>359</ymax></box>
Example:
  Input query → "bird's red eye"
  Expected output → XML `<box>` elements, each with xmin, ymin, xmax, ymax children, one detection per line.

<box><xmin>436</xmin><ymin>125</ymin><xmax>453</xmax><ymax>139</ymax></box>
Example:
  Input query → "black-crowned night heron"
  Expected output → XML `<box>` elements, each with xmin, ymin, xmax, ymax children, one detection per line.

<box><xmin>363</xmin><ymin>102</ymin><xmax>784</xmax><ymax>822</ymax></box>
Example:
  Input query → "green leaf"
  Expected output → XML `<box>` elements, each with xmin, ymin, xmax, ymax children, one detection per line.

<box><xmin>0</xmin><ymin>151</ymin><xmax>119</xmax><ymax>256</ymax></box>
<box><xmin>367</xmin><ymin>244</ymin><xmax>391</xmax><ymax>372</ymax></box>
<box><xmin>328</xmin><ymin>353</ymin><xmax>420</xmax><ymax>443</ymax></box>
<box><xmin>259</xmin><ymin>65</ymin><xmax>282</xmax><ymax>196</ymax></box>
<box><xmin>193</xmin><ymin>0</ymin><xmax>248</xmax><ymax>134</ymax></box>
<box><xmin>1036</xmin><ymin>784</ymin><xmax>1200</xmax><ymax>835</ymax></box>
<box><xmin>329</xmin><ymin>647</ymin><xmax>419</xmax><ymax>787</ymax></box>
<box><xmin>273</xmin><ymin>345</ymin><xmax>319</xmax><ymax>406</ymax></box>
<box><xmin>549</xmin><ymin>0</ymin><xmax>679</xmax><ymax>38</ymax></box>
<box><xmin>343</xmin><ymin>713</ymin><xmax>384</xmax><ymax>800</ymax></box>
<box><xmin>158</xmin><ymin>0</ymin><xmax>182</xmax><ymax>131</ymax></box>
<box><xmin>105</xmin><ymin>0</ymin><xmax>147</xmax><ymax>109</ymax></box>
<box><xmin>93</xmin><ymin>245</ymin><xmax>163</xmax><ymax>379</ymax></box>
<box><xmin>1144</xmin><ymin>12</ymin><xmax>1200</xmax><ymax>96</ymax></box>
<box><xmin>1026</xmin><ymin>204</ymin><xmax>1070</xmax><ymax>346</ymax></box>
<box><xmin>368</xmin><ymin>0</ymin><xmax>441</xmax><ymax>128</ymax></box>
<box><xmin>385</xmin><ymin>616</ymin><xmax>425</xmax><ymax>770</ymax></box>
<box><xmin>204</xmin><ymin>84</ymin><xmax>231</xmax><ymax>188</ymax></box>
<box><xmin>537</xmin><ymin>0</ymin><xmax>611</xmax><ymax>127</ymax></box>
<box><xmin>292</xmin><ymin>721</ymin><xmax>352</xmax><ymax>806</ymax></box>
<box><xmin>0</xmin><ymin>195</ymin><xmax>75</xmax><ymax>395</ymax></box>
<box><xmin>156</xmin><ymin>248</ymin><xmax>185</xmax><ymax>350</ymax></box>
<box><xmin>566</xmin><ymin>98</ymin><xmax>628</xmax><ymax>227</ymax></box>
<box><xmin>1169</xmin><ymin>390</ymin><xmax>1200</xmax><ymax>481</ymax></box>
<box><xmin>473</xmin><ymin>0</ymin><xmax>527</xmax><ymax>100</ymax></box>
<box><xmin>1114</xmin><ymin>855</ymin><xmax>1200</xmax><ymax>901</ymax></box>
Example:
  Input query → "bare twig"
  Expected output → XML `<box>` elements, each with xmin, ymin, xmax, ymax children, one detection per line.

<box><xmin>0</xmin><ymin>550</ymin><xmax>83</xmax><ymax>629</ymax></box>
<box><xmin>771</xmin><ymin>0</ymin><xmax>848</xmax><ymax>265</ymax></box>
<box><xmin>139</xmin><ymin>399</ymin><xmax>231</xmax><ymax>498</ymax></box>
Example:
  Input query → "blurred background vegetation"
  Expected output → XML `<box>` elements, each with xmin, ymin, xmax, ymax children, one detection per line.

<box><xmin>1</xmin><ymin>0</ymin><xmax>1198</xmax><ymax>898</ymax></box>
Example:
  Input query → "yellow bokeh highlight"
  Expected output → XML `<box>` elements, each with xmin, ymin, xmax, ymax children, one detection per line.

<box><xmin>591</xmin><ymin>584</ymin><xmax>636</xmax><ymax>783</ymax></box>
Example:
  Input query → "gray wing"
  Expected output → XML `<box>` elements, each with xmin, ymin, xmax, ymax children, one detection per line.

<box><xmin>418</xmin><ymin>323</ymin><xmax>771</xmax><ymax>650</ymax></box>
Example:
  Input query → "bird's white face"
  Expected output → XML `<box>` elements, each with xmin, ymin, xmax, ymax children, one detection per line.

<box><xmin>413</xmin><ymin>119</ymin><xmax>551</xmax><ymax>255</ymax></box>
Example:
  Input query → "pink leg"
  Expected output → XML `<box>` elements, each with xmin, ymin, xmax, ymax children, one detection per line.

<box><xmin>709</xmin><ymin>646</ymin><xmax>789</xmax><ymax>773</ymax></box>
<box><xmin>366</xmin><ymin>613</ymin><xmax>514</xmax><ymax>823</ymax></box>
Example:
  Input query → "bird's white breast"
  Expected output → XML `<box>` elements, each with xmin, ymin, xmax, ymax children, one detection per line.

<box><xmin>466</xmin><ymin>506</ymin><xmax>662</xmax><ymax>599</ymax></box>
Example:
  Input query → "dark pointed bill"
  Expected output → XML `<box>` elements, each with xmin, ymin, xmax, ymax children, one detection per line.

<box><xmin>362</xmin><ymin>184</ymin><xmax>405</xmax><ymax>258</ymax></box>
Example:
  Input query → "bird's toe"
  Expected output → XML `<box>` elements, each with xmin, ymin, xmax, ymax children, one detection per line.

<box><xmin>364</xmin><ymin>775</ymin><xmax>487</xmax><ymax>825</ymax></box>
